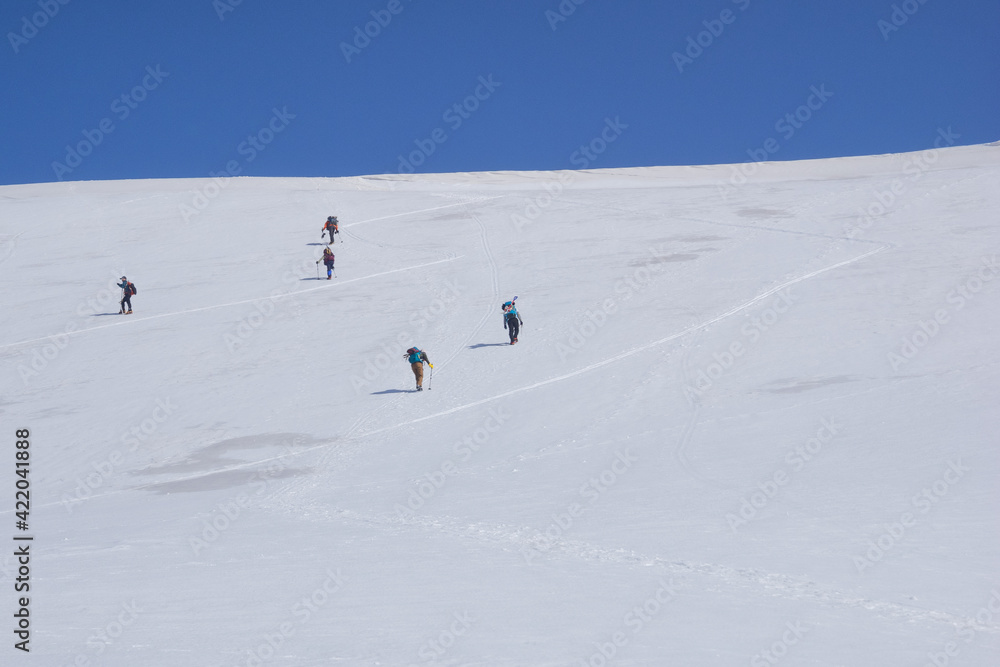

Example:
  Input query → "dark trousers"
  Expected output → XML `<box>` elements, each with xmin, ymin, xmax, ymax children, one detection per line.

<box><xmin>121</xmin><ymin>294</ymin><xmax>132</xmax><ymax>312</ymax></box>
<box><xmin>506</xmin><ymin>315</ymin><xmax>519</xmax><ymax>342</ymax></box>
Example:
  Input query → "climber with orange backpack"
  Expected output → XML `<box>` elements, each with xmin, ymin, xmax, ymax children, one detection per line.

<box><xmin>322</xmin><ymin>216</ymin><xmax>339</xmax><ymax>244</ymax></box>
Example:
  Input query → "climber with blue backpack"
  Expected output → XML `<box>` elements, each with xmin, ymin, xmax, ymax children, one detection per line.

<box><xmin>403</xmin><ymin>347</ymin><xmax>432</xmax><ymax>391</ymax></box>
<box><xmin>502</xmin><ymin>298</ymin><xmax>522</xmax><ymax>345</ymax></box>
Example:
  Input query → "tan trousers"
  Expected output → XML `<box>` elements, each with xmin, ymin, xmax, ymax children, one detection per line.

<box><xmin>411</xmin><ymin>362</ymin><xmax>424</xmax><ymax>387</ymax></box>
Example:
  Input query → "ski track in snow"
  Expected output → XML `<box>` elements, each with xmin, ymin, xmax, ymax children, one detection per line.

<box><xmin>276</xmin><ymin>501</ymin><xmax>1000</xmax><ymax>637</ymax></box>
<box><xmin>675</xmin><ymin>329</ymin><xmax>729</xmax><ymax>490</ymax></box>
<box><xmin>534</xmin><ymin>188</ymin><xmax>905</xmax><ymax>492</ymax></box>
<box><xmin>357</xmin><ymin>243</ymin><xmax>889</xmax><ymax>437</ymax></box>
<box><xmin>339</xmin><ymin>200</ymin><xmax>503</xmax><ymax>441</ymax></box>
<box><xmin>13</xmin><ymin>240</ymin><xmax>886</xmax><ymax>549</ymax></box>
<box><xmin>444</xmin><ymin>206</ymin><xmax>502</xmax><ymax>367</ymax></box>
<box><xmin>342</xmin><ymin>195</ymin><xmax>505</xmax><ymax>230</ymax></box>
<box><xmin>10</xmin><ymin>187</ymin><xmax>889</xmax><ymax>512</ymax></box>
<box><xmin>293</xmin><ymin>201</ymin><xmax>506</xmax><ymax>505</ymax></box>
<box><xmin>0</xmin><ymin>257</ymin><xmax>461</xmax><ymax>353</ymax></box>
<box><xmin>12</xmin><ymin>244</ymin><xmax>889</xmax><ymax>517</ymax></box>
<box><xmin>5</xmin><ymin>195</ymin><xmax>507</xmax><ymax>515</ymax></box>
<box><xmin>8</xmin><ymin>152</ymin><xmax>1000</xmax><ymax>662</ymax></box>
<box><xmin>6</xmin><ymin>151</ymin><xmax>998</xmax><ymax>664</ymax></box>
<box><xmin>1</xmin><ymin>197</ymin><xmax>503</xmax><ymax>354</ymax></box>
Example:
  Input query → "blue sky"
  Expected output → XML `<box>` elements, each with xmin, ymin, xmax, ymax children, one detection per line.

<box><xmin>1</xmin><ymin>0</ymin><xmax>997</xmax><ymax>185</ymax></box>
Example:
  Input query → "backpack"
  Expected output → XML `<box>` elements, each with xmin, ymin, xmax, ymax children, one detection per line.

<box><xmin>128</xmin><ymin>282</ymin><xmax>137</xmax><ymax>296</ymax></box>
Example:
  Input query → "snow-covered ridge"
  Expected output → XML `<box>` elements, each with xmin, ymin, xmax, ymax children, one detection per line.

<box><xmin>2</xmin><ymin>143</ymin><xmax>998</xmax><ymax>665</ymax></box>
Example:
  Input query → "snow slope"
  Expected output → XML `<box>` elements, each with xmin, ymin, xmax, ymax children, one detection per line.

<box><xmin>2</xmin><ymin>143</ymin><xmax>999</xmax><ymax>666</ymax></box>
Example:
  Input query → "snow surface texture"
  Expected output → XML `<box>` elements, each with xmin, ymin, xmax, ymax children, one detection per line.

<box><xmin>2</xmin><ymin>144</ymin><xmax>999</xmax><ymax>666</ymax></box>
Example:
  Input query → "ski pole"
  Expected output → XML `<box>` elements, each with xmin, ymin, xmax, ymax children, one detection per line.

<box><xmin>428</xmin><ymin>364</ymin><xmax>433</xmax><ymax>390</ymax></box>
<box><xmin>315</xmin><ymin>262</ymin><xmax>319</xmax><ymax>280</ymax></box>
<box><xmin>332</xmin><ymin>266</ymin><xmax>337</xmax><ymax>279</ymax></box>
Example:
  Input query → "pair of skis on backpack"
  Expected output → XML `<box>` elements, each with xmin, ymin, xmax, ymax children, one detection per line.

<box><xmin>504</xmin><ymin>296</ymin><xmax>519</xmax><ymax>345</ymax></box>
